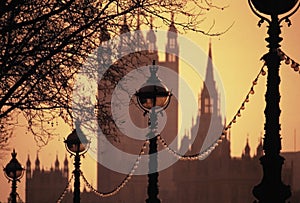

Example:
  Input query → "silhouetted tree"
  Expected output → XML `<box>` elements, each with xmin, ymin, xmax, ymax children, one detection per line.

<box><xmin>0</xmin><ymin>0</ymin><xmax>226</xmax><ymax>148</ymax></box>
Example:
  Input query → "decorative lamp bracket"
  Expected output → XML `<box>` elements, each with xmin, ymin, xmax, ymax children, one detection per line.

<box><xmin>248</xmin><ymin>0</ymin><xmax>300</xmax><ymax>27</ymax></box>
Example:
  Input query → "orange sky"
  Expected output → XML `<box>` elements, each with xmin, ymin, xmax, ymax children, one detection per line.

<box><xmin>1</xmin><ymin>0</ymin><xmax>300</xmax><ymax>201</ymax></box>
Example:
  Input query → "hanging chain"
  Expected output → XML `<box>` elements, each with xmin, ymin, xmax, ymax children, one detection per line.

<box><xmin>54</xmin><ymin>63</ymin><xmax>269</xmax><ymax>203</ymax></box>
<box><xmin>158</xmin><ymin>63</ymin><xmax>266</xmax><ymax>160</ymax></box>
<box><xmin>80</xmin><ymin>140</ymin><xmax>147</xmax><ymax>197</ymax></box>
<box><xmin>56</xmin><ymin>173</ymin><xmax>74</xmax><ymax>203</ymax></box>
<box><xmin>278</xmin><ymin>49</ymin><xmax>300</xmax><ymax>73</ymax></box>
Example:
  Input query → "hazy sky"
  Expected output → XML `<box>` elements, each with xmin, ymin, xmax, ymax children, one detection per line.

<box><xmin>1</xmin><ymin>0</ymin><xmax>300</xmax><ymax>201</ymax></box>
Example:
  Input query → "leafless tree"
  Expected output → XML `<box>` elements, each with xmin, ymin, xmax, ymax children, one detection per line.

<box><xmin>0</xmin><ymin>0</ymin><xmax>227</xmax><ymax>149</ymax></box>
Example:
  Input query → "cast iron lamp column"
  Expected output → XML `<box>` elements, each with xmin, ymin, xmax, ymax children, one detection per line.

<box><xmin>135</xmin><ymin>61</ymin><xmax>172</xmax><ymax>203</ymax></box>
<box><xmin>248</xmin><ymin>0</ymin><xmax>300</xmax><ymax>202</ymax></box>
<box><xmin>64</xmin><ymin>123</ymin><xmax>90</xmax><ymax>203</ymax></box>
<box><xmin>3</xmin><ymin>149</ymin><xmax>25</xmax><ymax>203</ymax></box>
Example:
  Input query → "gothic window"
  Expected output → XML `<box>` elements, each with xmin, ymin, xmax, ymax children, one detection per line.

<box><xmin>169</xmin><ymin>38</ymin><xmax>176</xmax><ymax>49</ymax></box>
<box><xmin>204</xmin><ymin>98</ymin><xmax>213</xmax><ymax>113</ymax></box>
<box><xmin>168</xmin><ymin>53</ymin><xmax>176</xmax><ymax>62</ymax></box>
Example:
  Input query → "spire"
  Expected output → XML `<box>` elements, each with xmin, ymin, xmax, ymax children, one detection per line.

<box><xmin>146</xmin><ymin>16</ymin><xmax>157</xmax><ymax>57</ymax></box>
<box><xmin>35</xmin><ymin>153</ymin><xmax>40</xmax><ymax>171</ymax></box>
<box><xmin>133</xmin><ymin>8</ymin><xmax>146</xmax><ymax>52</ymax></box>
<box><xmin>166</xmin><ymin>13</ymin><xmax>178</xmax><ymax>63</ymax></box>
<box><xmin>120</xmin><ymin>15</ymin><xmax>130</xmax><ymax>34</ymax></box>
<box><xmin>26</xmin><ymin>155</ymin><xmax>31</xmax><ymax>179</ymax></box>
<box><xmin>168</xmin><ymin>12</ymin><xmax>177</xmax><ymax>33</ymax></box>
<box><xmin>208</xmin><ymin>38</ymin><xmax>212</xmax><ymax>59</ymax></box>
<box><xmin>54</xmin><ymin>154</ymin><xmax>60</xmax><ymax>171</ymax></box>
<box><xmin>118</xmin><ymin>15</ymin><xmax>131</xmax><ymax>57</ymax></box>
<box><xmin>63</xmin><ymin>154</ymin><xmax>69</xmax><ymax>178</ymax></box>
<box><xmin>200</xmin><ymin>40</ymin><xmax>218</xmax><ymax>117</ymax></box>
<box><xmin>64</xmin><ymin>154</ymin><xmax>68</xmax><ymax>166</ymax></box>
<box><xmin>242</xmin><ymin>136</ymin><xmax>251</xmax><ymax>159</ymax></box>
<box><xmin>256</xmin><ymin>135</ymin><xmax>264</xmax><ymax>157</ymax></box>
<box><xmin>26</xmin><ymin>154</ymin><xmax>31</xmax><ymax>168</ymax></box>
<box><xmin>205</xmin><ymin>39</ymin><xmax>214</xmax><ymax>84</ymax></box>
<box><xmin>147</xmin><ymin>16</ymin><xmax>156</xmax><ymax>41</ymax></box>
<box><xmin>245</xmin><ymin>137</ymin><xmax>250</xmax><ymax>155</ymax></box>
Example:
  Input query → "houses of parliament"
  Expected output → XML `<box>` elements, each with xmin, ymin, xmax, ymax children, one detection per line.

<box><xmin>25</xmin><ymin>16</ymin><xmax>300</xmax><ymax>203</ymax></box>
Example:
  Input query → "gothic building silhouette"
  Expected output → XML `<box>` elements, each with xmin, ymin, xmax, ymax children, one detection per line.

<box><xmin>25</xmin><ymin>154</ymin><xmax>69</xmax><ymax>202</ymax></box>
<box><xmin>24</xmin><ymin>16</ymin><xmax>300</xmax><ymax>203</ymax></box>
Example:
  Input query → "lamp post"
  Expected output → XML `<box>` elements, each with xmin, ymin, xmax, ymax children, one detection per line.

<box><xmin>64</xmin><ymin>123</ymin><xmax>90</xmax><ymax>203</ymax></box>
<box><xmin>135</xmin><ymin>61</ymin><xmax>172</xmax><ymax>203</ymax></box>
<box><xmin>3</xmin><ymin>149</ymin><xmax>25</xmax><ymax>203</ymax></box>
<box><xmin>248</xmin><ymin>0</ymin><xmax>300</xmax><ymax>202</ymax></box>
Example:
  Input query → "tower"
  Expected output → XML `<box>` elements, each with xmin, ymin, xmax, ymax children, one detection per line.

<box><xmin>96</xmin><ymin>15</ymin><xmax>179</xmax><ymax>203</ymax></box>
<box><xmin>26</xmin><ymin>154</ymin><xmax>69</xmax><ymax>203</ymax></box>
<box><xmin>35</xmin><ymin>153</ymin><xmax>40</xmax><ymax>171</ymax></box>
<box><xmin>201</xmin><ymin>41</ymin><xmax>218</xmax><ymax>117</ymax></box>
<box><xmin>242</xmin><ymin>137</ymin><xmax>251</xmax><ymax>159</ymax></box>
<box><xmin>97</xmin><ymin>25</ymin><xmax>112</xmax><ymax>70</ymax></box>
<box><xmin>54</xmin><ymin>154</ymin><xmax>60</xmax><ymax>171</ymax></box>
<box><xmin>26</xmin><ymin>155</ymin><xmax>31</xmax><ymax>179</ymax></box>
<box><xmin>133</xmin><ymin>8</ymin><xmax>146</xmax><ymax>52</ymax></box>
<box><xmin>157</xmin><ymin>13</ymin><xmax>179</xmax><ymax>150</ymax></box>
<box><xmin>118</xmin><ymin>16</ymin><xmax>131</xmax><ymax>57</ymax></box>
<box><xmin>63</xmin><ymin>154</ymin><xmax>69</xmax><ymax>178</ymax></box>
<box><xmin>165</xmin><ymin>13</ymin><xmax>179</xmax><ymax>64</ymax></box>
<box><xmin>255</xmin><ymin>137</ymin><xmax>264</xmax><ymax>158</ymax></box>
<box><xmin>190</xmin><ymin>41</ymin><xmax>224</xmax><ymax>155</ymax></box>
<box><xmin>146</xmin><ymin>16</ymin><xmax>158</xmax><ymax>62</ymax></box>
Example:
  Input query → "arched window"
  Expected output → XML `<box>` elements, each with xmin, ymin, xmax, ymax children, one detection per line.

<box><xmin>168</xmin><ymin>53</ymin><xmax>176</xmax><ymax>62</ymax></box>
<box><xmin>204</xmin><ymin>98</ymin><xmax>213</xmax><ymax>113</ymax></box>
<box><xmin>169</xmin><ymin>38</ymin><xmax>176</xmax><ymax>49</ymax></box>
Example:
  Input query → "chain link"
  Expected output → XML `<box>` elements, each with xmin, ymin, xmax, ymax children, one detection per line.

<box><xmin>56</xmin><ymin>173</ymin><xmax>74</xmax><ymax>203</ymax></box>
<box><xmin>80</xmin><ymin>141</ymin><xmax>147</xmax><ymax>197</ymax></box>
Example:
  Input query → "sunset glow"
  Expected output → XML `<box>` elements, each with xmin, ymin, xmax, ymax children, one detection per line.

<box><xmin>1</xmin><ymin>1</ymin><xmax>300</xmax><ymax>201</ymax></box>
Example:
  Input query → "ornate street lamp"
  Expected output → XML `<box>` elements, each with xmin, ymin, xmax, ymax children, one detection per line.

<box><xmin>135</xmin><ymin>61</ymin><xmax>172</xmax><ymax>203</ymax></box>
<box><xmin>248</xmin><ymin>0</ymin><xmax>300</xmax><ymax>202</ymax></box>
<box><xmin>64</xmin><ymin>123</ymin><xmax>90</xmax><ymax>203</ymax></box>
<box><xmin>3</xmin><ymin>149</ymin><xmax>25</xmax><ymax>203</ymax></box>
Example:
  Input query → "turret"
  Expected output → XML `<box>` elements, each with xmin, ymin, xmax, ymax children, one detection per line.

<box><xmin>146</xmin><ymin>16</ymin><xmax>158</xmax><ymax>61</ymax></box>
<box><xmin>118</xmin><ymin>15</ymin><xmax>131</xmax><ymax>57</ymax></box>
<box><xmin>190</xmin><ymin>41</ymin><xmax>223</xmax><ymax>156</ymax></box>
<box><xmin>200</xmin><ymin>41</ymin><xmax>219</xmax><ymax>117</ymax></box>
<box><xmin>26</xmin><ymin>155</ymin><xmax>31</xmax><ymax>179</ymax></box>
<box><xmin>133</xmin><ymin>8</ymin><xmax>146</xmax><ymax>52</ymax></box>
<box><xmin>256</xmin><ymin>137</ymin><xmax>264</xmax><ymax>158</ymax></box>
<box><xmin>54</xmin><ymin>154</ymin><xmax>60</xmax><ymax>171</ymax></box>
<box><xmin>63</xmin><ymin>154</ymin><xmax>69</xmax><ymax>178</ymax></box>
<box><xmin>35</xmin><ymin>153</ymin><xmax>40</xmax><ymax>171</ymax></box>
<box><xmin>242</xmin><ymin>137</ymin><xmax>251</xmax><ymax>159</ymax></box>
<box><xmin>165</xmin><ymin>13</ymin><xmax>179</xmax><ymax>63</ymax></box>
